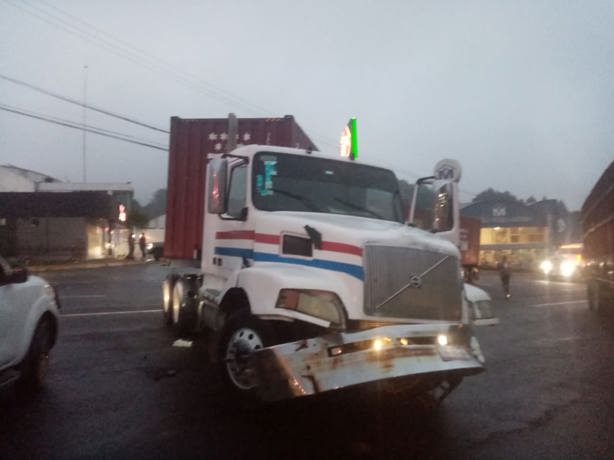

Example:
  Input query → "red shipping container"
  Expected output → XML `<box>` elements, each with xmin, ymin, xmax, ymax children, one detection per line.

<box><xmin>164</xmin><ymin>115</ymin><xmax>318</xmax><ymax>260</ymax></box>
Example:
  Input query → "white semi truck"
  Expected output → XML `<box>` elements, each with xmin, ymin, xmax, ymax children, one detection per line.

<box><xmin>162</xmin><ymin>145</ymin><xmax>494</xmax><ymax>403</ymax></box>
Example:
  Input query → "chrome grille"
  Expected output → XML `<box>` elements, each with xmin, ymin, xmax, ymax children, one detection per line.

<box><xmin>363</xmin><ymin>245</ymin><xmax>462</xmax><ymax>321</ymax></box>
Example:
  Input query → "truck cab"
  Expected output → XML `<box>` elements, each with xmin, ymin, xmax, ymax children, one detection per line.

<box><xmin>163</xmin><ymin>145</ymin><xmax>493</xmax><ymax>403</ymax></box>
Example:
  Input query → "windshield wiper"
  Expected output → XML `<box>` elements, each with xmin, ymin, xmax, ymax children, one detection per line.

<box><xmin>331</xmin><ymin>197</ymin><xmax>386</xmax><ymax>220</ymax></box>
<box><xmin>270</xmin><ymin>188</ymin><xmax>321</xmax><ymax>211</ymax></box>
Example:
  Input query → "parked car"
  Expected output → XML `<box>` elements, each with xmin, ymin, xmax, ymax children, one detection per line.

<box><xmin>0</xmin><ymin>255</ymin><xmax>60</xmax><ymax>392</ymax></box>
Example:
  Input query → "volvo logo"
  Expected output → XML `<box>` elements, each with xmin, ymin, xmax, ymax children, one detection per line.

<box><xmin>408</xmin><ymin>275</ymin><xmax>423</xmax><ymax>288</ymax></box>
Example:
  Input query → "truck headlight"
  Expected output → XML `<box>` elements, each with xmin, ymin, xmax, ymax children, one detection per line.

<box><xmin>540</xmin><ymin>260</ymin><xmax>553</xmax><ymax>275</ymax></box>
<box><xmin>276</xmin><ymin>289</ymin><xmax>345</xmax><ymax>326</ymax></box>
<box><xmin>560</xmin><ymin>260</ymin><xmax>576</xmax><ymax>278</ymax></box>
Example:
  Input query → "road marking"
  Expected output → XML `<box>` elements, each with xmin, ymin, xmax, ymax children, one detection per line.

<box><xmin>528</xmin><ymin>300</ymin><xmax>587</xmax><ymax>308</ymax></box>
<box><xmin>62</xmin><ymin>308</ymin><xmax>160</xmax><ymax>318</ymax></box>
<box><xmin>61</xmin><ymin>294</ymin><xmax>106</xmax><ymax>299</ymax></box>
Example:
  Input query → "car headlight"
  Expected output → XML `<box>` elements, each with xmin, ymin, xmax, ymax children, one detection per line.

<box><xmin>146</xmin><ymin>243</ymin><xmax>154</xmax><ymax>250</ymax></box>
<box><xmin>44</xmin><ymin>284</ymin><xmax>61</xmax><ymax>309</ymax></box>
<box><xmin>540</xmin><ymin>260</ymin><xmax>553</xmax><ymax>275</ymax></box>
<box><xmin>560</xmin><ymin>260</ymin><xmax>576</xmax><ymax>278</ymax></box>
<box><xmin>276</xmin><ymin>289</ymin><xmax>345</xmax><ymax>327</ymax></box>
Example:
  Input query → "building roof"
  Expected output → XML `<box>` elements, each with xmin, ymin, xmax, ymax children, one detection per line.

<box><xmin>0</xmin><ymin>164</ymin><xmax>60</xmax><ymax>184</ymax></box>
<box><xmin>1</xmin><ymin>164</ymin><xmax>133</xmax><ymax>196</ymax></box>
<box><xmin>461</xmin><ymin>199</ymin><xmax>546</xmax><ymax>227</ymax></box>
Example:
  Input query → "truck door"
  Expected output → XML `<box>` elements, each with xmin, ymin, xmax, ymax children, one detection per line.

<box><xmin>215</xmin><ymin>162</ymin><xmax>252</xmax><ymax>278</ymax></box>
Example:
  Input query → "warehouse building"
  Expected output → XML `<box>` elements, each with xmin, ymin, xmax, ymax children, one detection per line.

<box><xmin>461</xmin><ymin>199</ymin><xmax>577</xmax><ymax>270</ymax></box>
<box><xmin>0</xmin><ymin>165</ymin><xmax>133</xmax><ymax>261</ymax></box>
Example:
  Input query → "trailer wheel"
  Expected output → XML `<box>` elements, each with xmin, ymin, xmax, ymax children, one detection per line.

<box><xmin>218</xmin><ymin>311</ymin><xmax>274</xmax><ymax>396</ymax></box>
<box><xmin>162</xmin><ymin>275</ymin><xmax>179</xmax><ymax>325</ymax></box>
<box><xmin>171</xmin><ymin>278</ymin><xmax>198</xmax><ymax>336</ymax></box>
<box><xmin>19</xmin><ymin>318</ymin><xmax>52</xmax><ymax>390</ymax></box>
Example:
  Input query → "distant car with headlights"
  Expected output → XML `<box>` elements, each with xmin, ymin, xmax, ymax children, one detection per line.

<box><xmin>0</xmin><ymin>255</ymin><xmax>60</xmax><ymax>392</ymax></box>
<box><xmin>539</xmin><ymin>243</ymin><xmax>584</xmax><ymax>280</ymax></box>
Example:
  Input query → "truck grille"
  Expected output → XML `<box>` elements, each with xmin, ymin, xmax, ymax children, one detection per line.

<box><xmin>363</xmin><ymin>245</ymin><xmax>462</xmax><ymax>321</ymax></box>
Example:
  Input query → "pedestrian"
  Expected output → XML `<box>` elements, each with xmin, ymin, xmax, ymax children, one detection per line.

<box><xmin>127</xmin><ymin>233</ymin><xmax>135</xmax><ymax>260</ymax></box>
<box><xmin>139</xmin><ymin>233</ymin><xmax>147</xmax><ymax>260</ymax></box>
<box><xmin>497</xmin><ymin>255</ymin><xmax>512</xmax><ymax>299</ymax></box>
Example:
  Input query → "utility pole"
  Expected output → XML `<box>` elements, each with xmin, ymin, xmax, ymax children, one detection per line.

<box><xmin>82</xmin><ymin>65</ymin><xmax>89</xmax><ymax>182</ymax></box>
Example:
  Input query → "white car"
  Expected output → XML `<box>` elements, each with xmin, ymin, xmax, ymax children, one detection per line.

<box><xmin>0</xmin><ymin>255</ymin><xmax>60</xmax><ymax>391</ymax></box>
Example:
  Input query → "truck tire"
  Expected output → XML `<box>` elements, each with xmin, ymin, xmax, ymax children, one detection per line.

<box><xmin>162</xmin><ymin>275</ymin><xmax>179</xmax><ymax>325</ymax></box>
<box><xmin>217</xmin><ymin>311</ymin><xmax>274</xmax><ymax>398</ymax></box>
<box><xmin>19</xmin><ymin>318</ymin><xmax>52</xmax><ymax>391</ymax></box>
<box><xmin>171</xmin><ymin>277</ymin><xmax>198</xmax><ymax>337</ymax></box>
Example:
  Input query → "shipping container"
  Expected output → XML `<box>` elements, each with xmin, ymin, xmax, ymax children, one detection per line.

<box><xmin>164</xmin><ymin>115</ymin><xmax>318</xmax><ymax>260</ymax></box>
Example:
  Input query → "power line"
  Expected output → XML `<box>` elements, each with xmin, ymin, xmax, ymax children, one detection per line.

<box><xmin>0</xmin><ymin>73</ymin><xmax>169</xmax><ymax>134</ymax></box>
<box><xmin>3</xmin><ymin>0</ymin><xmax>341</xmax><ymax>151</ymax></box>
<box><xmin>4</xmin><ymin>0</ymin><xmax>267</xmax><ymax>114</ymax></box>
<box><xmin>0</xmin><ymin>103</ymin><xmax>167</xmax><ymax>151</ymax></box>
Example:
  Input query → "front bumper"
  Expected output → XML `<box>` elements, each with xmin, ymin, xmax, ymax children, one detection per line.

<box><xmin>251</xmin><ymin>323</ymin><xmax>484</xmax><ymax>402</ymax></box>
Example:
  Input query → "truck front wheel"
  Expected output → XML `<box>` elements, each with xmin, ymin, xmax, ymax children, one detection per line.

<box><xmin>218</xmin><ymin>312</ymin><xmax>274</xmax><ymax>394</ymax></box>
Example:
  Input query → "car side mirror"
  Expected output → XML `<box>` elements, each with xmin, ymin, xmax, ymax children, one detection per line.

<box><xmin>10</xmin><ymin>266</ymin><xmax>29</xmax><ymax>283</ymax></box>
<box><xmin>0</xmin><ymin>266</ymin><xmax>28</xmax><ymax>285</ymax></box>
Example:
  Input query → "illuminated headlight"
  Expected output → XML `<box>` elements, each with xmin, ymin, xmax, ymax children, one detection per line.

<box><xmin>540</xmin><ymin>260</ymin><xmax>553</xmax><ymax>275</ymax></box>
<box><xmin>372</xmin><ymin>337</ymin><xmax>392</xmax><ymax>351</ymax></box>
<box><xmin>44</xmin><ymin>284</ymin><xmax>56</xmax><ymax>300</ymax></box>
<box><xmin>437</xmin><ymin>334</ymin><xmax>449</xmax><ymax>346</ymax></box>
<box><xmin>560</xmin><ymin>260</ymin><xmax>576</xmax><ymax>278</ymax></box>
<box><xmin>44</xmin><ymin>284</ymin><xmax>61</xmax><ymax>309</ymax></box>
<box><xmin>146</xmin><ymin>243</ymin><xmax>154</xmax><ymax>251</ymax></box>
<box><xmin>276</xmin><ymin>289</ymin><xmax>344</xmax><ymax>326</ymax></box>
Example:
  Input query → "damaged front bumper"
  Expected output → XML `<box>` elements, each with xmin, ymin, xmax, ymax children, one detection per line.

<box><xmin>251</xmin><ymin>323</ymin><xmax>485</xmax><ymax>402</ymax></box>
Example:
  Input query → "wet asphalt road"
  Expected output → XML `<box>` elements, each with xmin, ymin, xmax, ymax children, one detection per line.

<box><xmin>1</xmin><ymin>265</ymin><xmax>614</xmax><ymax>459</ymax></box>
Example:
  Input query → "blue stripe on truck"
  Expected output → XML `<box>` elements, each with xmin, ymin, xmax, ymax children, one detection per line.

<box><xmin>214</xmin><ymin>247</ymin><xmax>364</xmax><ymax>280</ymax></box>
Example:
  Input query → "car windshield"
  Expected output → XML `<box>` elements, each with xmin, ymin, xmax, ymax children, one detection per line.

<box><xmin>251</xmin><ymin>152</ymin><xmax>403</xmax><ymax>223</ymax></box>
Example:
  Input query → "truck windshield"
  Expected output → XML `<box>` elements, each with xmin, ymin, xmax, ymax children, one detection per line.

<box><xmin>252</xmin><ymin>152</ymin><xmax>403</xmax><ymax>223</ymax></box>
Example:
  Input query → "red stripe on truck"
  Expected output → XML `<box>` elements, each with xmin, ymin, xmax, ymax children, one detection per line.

<box><xmin>216</xmin><ymin>231</ymin><xmax>362</xmax><ymax>257</ymax></box>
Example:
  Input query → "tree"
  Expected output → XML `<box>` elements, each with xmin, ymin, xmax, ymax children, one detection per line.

<box><xmin>471</xmin><ymin>188</ymin><xmax>521</xmax><ymax>204</ymax></box>
<box><xmin>128</xmin><ymin>208</ymin><xmax>149</xmax><ymax>228</ymax></box>
<box><xmin>143</xmin><ymin>189</ymin><xmax>167</xmax><ymax>219</ymax></box>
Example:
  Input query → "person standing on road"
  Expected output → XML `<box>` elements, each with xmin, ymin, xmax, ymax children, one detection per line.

<box><xmin>127</xmin><ymin>233</ymin><xmax>135</xmax><ymax>260</ymax></box>
<box><xmin>497</xmin><ymin>255</ymin><xmax>512</xmax><ymax>299</ymax></box>
<box><xmin>139</xmin><ymin>233</ymin><xmax>147</xmax><ymax>260</ymax></box>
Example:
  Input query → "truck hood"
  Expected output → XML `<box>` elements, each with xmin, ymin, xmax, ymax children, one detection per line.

<box><xmin>253</xmin><ymin>211</ymin><xmax>459</xmax><ymax>258</ymax></box>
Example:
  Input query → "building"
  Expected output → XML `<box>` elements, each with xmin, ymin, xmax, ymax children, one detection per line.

<box><xmin>0</xmin><ymin>165</ymin><xmax>133</xmax><ymax>261</ymax></box>
<box><xmin>461</xmin><ymin>199</ymin><xmax>577</xmax><ymax>270</ymax></box>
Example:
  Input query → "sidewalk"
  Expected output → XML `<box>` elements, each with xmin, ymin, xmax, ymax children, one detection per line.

<box><xmin>28</xmin><ymin>257</ymin><xmax>151</xmax><ymax>273</ymax></box>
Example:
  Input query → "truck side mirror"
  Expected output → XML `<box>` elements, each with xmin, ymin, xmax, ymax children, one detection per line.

<box><xmin>433</xmin><ymin>183</ymin><xmax>454</xmax><ymax>232</ymax></box>
<box><xmin>207</xmin><ymin>158</ymin><xmax>228</xmax><ymax>214</ymax></box>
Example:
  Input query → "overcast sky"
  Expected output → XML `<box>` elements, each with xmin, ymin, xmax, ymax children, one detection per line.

<box><xmin>1</xmin><ymin>0</ymin><xmax>612</xmax><ymax>210</ymax></box>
